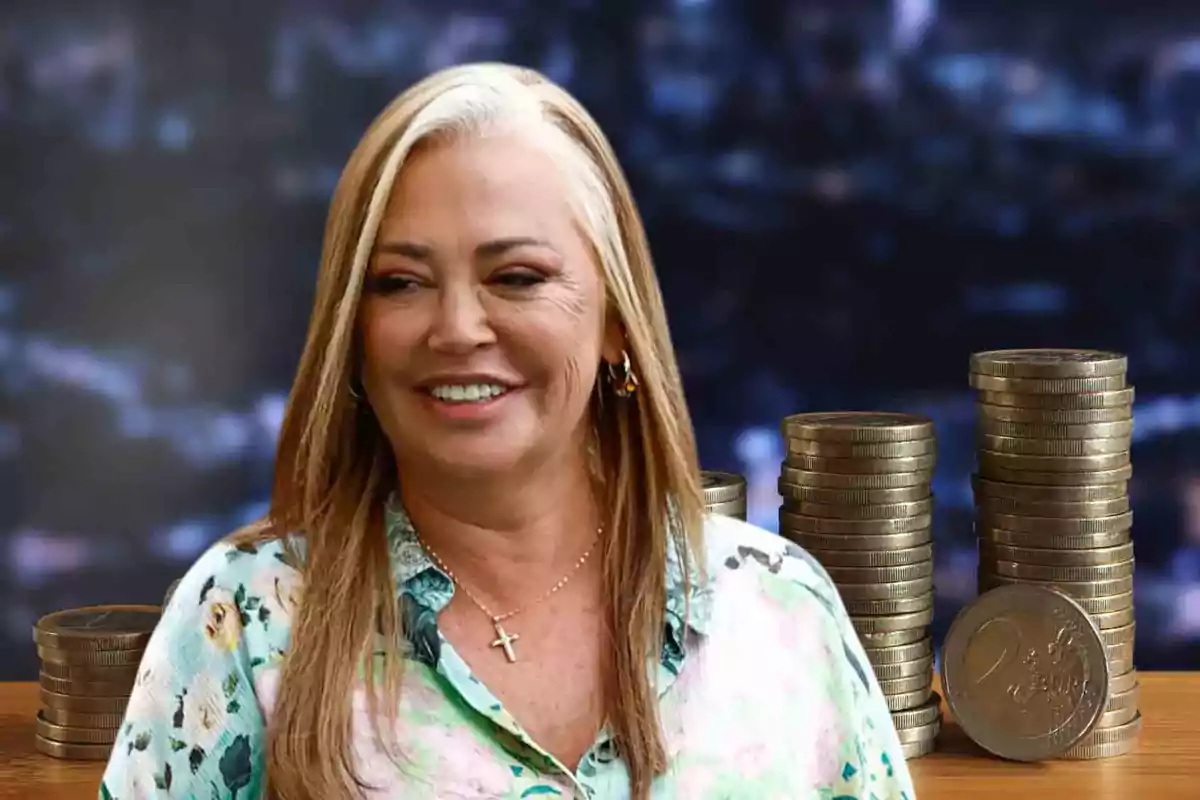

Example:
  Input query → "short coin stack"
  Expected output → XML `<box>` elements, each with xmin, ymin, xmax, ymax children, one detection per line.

<box><xmin>33</xmin><ymin>605</ymin><xmax>161</xmax><ymax>760</ymax></box>
<box><xmin>777</xmin><ymin>412</ymin><xmax>941</xmax><ymax>758</ymax></box>
<box><xmin>701</xmin><ymin>470</ymin><xmax>747</xmax><ymax>520</ymax></box>
<box><xmin>970</xmin><ymin>349</ymin><xmax>1139</xmax><ymax>759</ymax></box>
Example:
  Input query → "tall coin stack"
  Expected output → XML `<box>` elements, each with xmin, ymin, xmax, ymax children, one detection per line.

<box><xmin>777</xmin><ymin>412</ymin><xmax>941</xmax><ymax>759</ymax></box>
<box><xmin>701</xmin><ymin>470</ymin><xmax>747</xmax><ymax>520</ymax></box>
<box><xmin>970</xmin><ymin>349</ymin><xmax>1139</xmax><ymax>759</ymax></box>
<box><xmin>33</xmin><ymin>605</ymin><xmax>161</xmax><ymax>760</ymax></box>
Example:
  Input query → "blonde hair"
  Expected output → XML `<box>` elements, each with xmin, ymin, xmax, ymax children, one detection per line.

<box><xmin>233</xmin><ymin>62</ymin><xmax>703</xmax><ymax>799</ymax></box>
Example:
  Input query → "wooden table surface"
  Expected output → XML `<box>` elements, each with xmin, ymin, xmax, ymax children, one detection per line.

<box><xmin>2</xmin><ymin>673</ymin><xmax>1198</xmax><ymax>798</ymax></box>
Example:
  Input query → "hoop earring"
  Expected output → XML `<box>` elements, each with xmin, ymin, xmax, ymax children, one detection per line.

<box><xmin>348</xmin><ymin>380</ymin><xmax>364</xmax><ymax>402</ymax></box>
<box><xmin>607</xmin><ymin>349</ymin><xmax>639</xmax><ymax>397</ymax></box>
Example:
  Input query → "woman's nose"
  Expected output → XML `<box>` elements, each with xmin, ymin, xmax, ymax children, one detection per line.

<box><xmin>426</xmin><ymin>284</ymin><xmax>497</xmax><ymax>353</ymax></box>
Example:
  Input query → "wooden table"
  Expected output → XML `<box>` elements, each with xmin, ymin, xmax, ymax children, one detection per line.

<box><xmin>2</xmin><ymin>674</ymin><xmax>1198</xmax><ymax>798</ymax></box>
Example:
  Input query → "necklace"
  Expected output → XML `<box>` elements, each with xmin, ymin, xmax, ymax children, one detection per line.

<box><xmin>416</xmin><ymin>529</ymin><xmax>601</xmax><ymax>663</ymax></box>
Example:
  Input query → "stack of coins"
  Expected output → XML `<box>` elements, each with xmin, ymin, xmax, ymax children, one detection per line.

<box><xmin>776</xmin><ymin>412</ymin><xmax>942</xmax><ymax>758</ymax></box>
<box><xmin>33</xmin><ymin>605</ymin><xmax>161</xmax><ymax>760</ymax></box>
<box><xmin>970</xmin><ymin>349</ymin><xmax>1139</xmax><ymax>759</ymax></box>
<box><xmin>701</xmin><ymin>470</ymin><xmax>747</xmax><ymax>520</ymax></box>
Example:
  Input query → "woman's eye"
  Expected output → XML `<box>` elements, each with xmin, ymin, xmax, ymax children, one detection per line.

<box><xmin>366</xmin><ymin>274</ymin><xmax>421</xmax><ymax>295</ymax></box>
<box><xmin>494</xmin><ymin>270</ymin><xmax>545</xmax><ymax>288</ymax></box>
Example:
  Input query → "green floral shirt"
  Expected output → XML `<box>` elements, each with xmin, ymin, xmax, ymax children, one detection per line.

<box><xmin>99</xmin><ymin>504</ymin><xmax>916</xmax><ymax>799</ymax></box>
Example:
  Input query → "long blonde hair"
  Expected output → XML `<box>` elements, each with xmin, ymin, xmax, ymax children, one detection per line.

<box><xmin>234</xmin><ymin>62</ymin><xmax>704</xmax><ymax>799</ymax></box>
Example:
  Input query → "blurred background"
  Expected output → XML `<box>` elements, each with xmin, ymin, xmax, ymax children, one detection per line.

<box><xmin>3</xmin><ymin>0</ymin><xmax>1200</xmax><ymax>680</ymax></box>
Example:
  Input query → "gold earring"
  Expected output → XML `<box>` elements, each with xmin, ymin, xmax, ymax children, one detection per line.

<box><xmin>608</xmin><ymin>349</ymin><xmax>639</xmax><ymax>397</ymax></box>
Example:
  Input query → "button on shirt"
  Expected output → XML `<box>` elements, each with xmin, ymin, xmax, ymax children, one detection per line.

<box><xmin>100</xmin><ymin>503</ymin><xmax>916</xmax><ymax>799</ymax></box>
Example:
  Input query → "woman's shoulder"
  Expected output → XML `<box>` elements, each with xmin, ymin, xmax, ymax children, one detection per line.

<box><xmin>157</xmin><ymin>532</ymin><xmax>304</xmax><ymax>661</ymax></box>
<box><xmin>696</xmin><ymin>513</ymin><xmax>852</xmax><ymax>638</ymax></box>
<box><xmin>699</xmin><ymin>513</ymin><xmax>840</xmax><ymax>597</ymax></box>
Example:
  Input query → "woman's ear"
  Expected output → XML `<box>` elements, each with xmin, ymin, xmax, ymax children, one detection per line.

<box><xmin>600</xmin><ymin>311</ymin><xmax>625</xmax><ymax>366</ymax></box>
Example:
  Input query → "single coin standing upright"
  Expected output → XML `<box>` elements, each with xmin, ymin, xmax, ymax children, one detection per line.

<box><xmin>969</xmin><ymin>348</ymin><xmax>1140</xmax><ymax>760</ymax></box>
<box><xmin>32</xmin><ymin>605</ymin><xmax>161</xmax><ymax>760</ymax></box>
<box><xmin>777</xmin><ymin>411</ymin><xmax>941</xmax><ymax>758</ymax></box>
<box><xmin>701</xmin><ymin>470</ymin><xmax>748</xmax><ymax>520</ymax></box>
<box><xmin>941</xmin><ymin>584</ymin><xmax>1110</xmax><ymax>761</ymax></box>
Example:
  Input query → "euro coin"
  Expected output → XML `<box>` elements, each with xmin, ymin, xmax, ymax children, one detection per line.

<box><xmin>783</xmin><ymin>529</ymin><xmax>933</xmax><ymax>551</ymax></box>
<box><xmin>36</xmin><ymin>645</ymin><xmax>144</xmax><ymax>667</ymax></box>
<box><xmin>1100</xmin><ymin>623</ymin><xmax>1135</xmax><ymax>648</ymax></box>
<box><xmin>850</xmin><ymin>608</ymin><xmax>934</xmax><ymax>634</ymax></box>
<box><xmin>977</xmin><ymin>574</ymin><xmax>1132</xmax><ymax>598</ymax></box>
<box><xmin>863</xmin><ymin>637</ymin><xmax>932</xmax><ymax>666</ymax></box>
<box><xmin>38</xmin><ymin>672</ymin><xmax>134</xmax><ymax>697</ymax></box>
<box><xmin>1059</xmin><ymin>714</ymin><xmax>1140</xmax><ymax>760</ymax></box>
<box><xmin>1109</xmin><ymin>669</ymin><xmax>1138</xmax><ymax>694</ymax></box>
<box><xmin>1092</xmin><ymin>606</ymin><xmax>1136</xmax><ymax>630</ymax></box>
<box><xmin>894</xmin><ymin>719</ymin><xmax>941</xmax><ymax>745</ymax></box>
<box><xmin>1069</xmin><ymin>592</ymin><xmax>1135</xmax><ymax>615</ymax></box>
<box><xmin>974</xmin><ymin>495</ymin><xmax>1129</xmax><ymax>518</ymax></box>
<box><xmin>34</xmin><ymin>735</ymin><xmax>112</xmax><ymax>761</ymax></box>
<box><xmin>843</xmin><ymin>592</ymin><xmax>933</xmax><ymax>616</ymax></box>
<box><xmin>779</xmin><ymin>510</ymin><xmax>931</xmax><ymax>535</ymax></box>
<box><xmin>780</xmin><ymin>464</ymin><xmax>934</xmax><ymax>489</ymax></box>
<box><xmin>705</xmin><ymin>498</ymin><xmax>746</xmax><ymax>519</ymax></box>
<box><xmin>39</xmin><ymin>661</ymin><xmax>139</xmax><ymax>681</ymax></box>
<box><xmin>976</xmin><ymin>464</ymin><xmax>1133</xmax><ymax>487</ymax></box>
<box><xmin>804</xmin><ymin>544</ymin><xmax>933</xmax><ymax>568</ymax></box>
<box><xmin>891</xmin><ymin>693</ymin><xmax>942</xmax><ymax>729</ymax></box>
<box><xmin>972</xmin><ymin>476</ymin><xmax>1128</xmax><ymax>501</ymax></box>
<box><xmin>900</xmin><ymin>737</ymin><xmax>938</xmax><ymax>759</ymax></box>
<box><xmin>774</xmin><ymin>483</ymin><xmax>929</xmax><ymax>505</ymax></box>
<box><xmin>700</xmin><ymin>470</ymin><xmax>746</xmax><ymax>504</ymax></box>
<box><xmin>781</xmin><ymin>412</ymin><xmax>934</xmax><ymax>442</ymax></box>
<box><xmin>979</xmin><ymin>526</ymin><xmax>1131</xmax><ymax>550</ymax></box>
<box><xmin>887</xmin><ymin>687</ymin><xmax>933</xmax><ymax>712</ymax></box>
<box><xmin>975</xmin><ymin>510</ymin><xmax>1133</xmax><ymax>535</ymax></box>
<box><xmin>978</xmin><ymin>450</ymin><xmax>1130</xmax><ymax>474</ymax></box>
<box><xmin>978</xmin><ymin>388</ymin><xmax>1134</xmax><ymax>409</ymax></box>
<box><xmin>859</xmin><ymin>627</ymin><xmax>929</xmax><ymax>647</ymax></box>
<box><xmin>969</xmin><ymin>374</ymin><xmax>1126</xmax><ymax>394</ymax></box>
<box><xmin>779</xmin><ymin>497</ymin><xmax>932</xmax><ymax>520</ymax></box>
<box><xmin>39</xmin><ymin>707</ymin><xmax>125</xmax><ymax>728</ymax></box>
<box><xmin>33</xmin><ymin>605</ymin><xmax>161</xmax><ymax>651</ymax></box>
<box><xmin>35</xmin><ymin>712</ymin><xmax>118</xmax><ymax>745</ymax></box>
<box><xmin>825</xmin><ymin>562</ymin><xmax>933</xmax><ymax>583</ymax></box>
<box><xmin>785</xmin><ymin>438</ymin><xmax>936</xmax><ymax>458</ymax></box>
<box><xmin>871</xmin><ymin>655</ymin><xmax>934</xmax><ymax>682</ymax></box>
<box><xmin>836</xmin><ymin>578</ymin><xmax>934</xmax><ymax>602</ymax></box>
<box><xmin>978</xmin><ymin>403</ymin><xmax>1132</xmax><ymax>424</ymax></box>
<box><xmin>941</xmin><ymin>584</ymin><xmax>1108</xmax><ymax>761</ymax></box>
<box><xmin>978</xmin><ymin>418</ymin><xmax>1133</xmax><ymax>440</ymax></box>
<box><xmin>978</xmin><ymin>541</ymin><xmax>1134</xmax><ymax>567</ymax></box>
<box><xmin>39</xmin><ymin>688</ymin><xmax>128</xmax><ymax>715</ymax></box>
<box><xmin>878</xmin><ymin>672</ymin><xmax>934</xmax><ymax>695</ymax></box>
<box><xmin>970</xmin><ymin>349</ymin><xmax>1127</xmax><ymax>379</ymax></box>
<box><xmin>978</xmin><ymin>434</ymin><xmax>1131</xmax><ymax>456</ymax></box>
<box><xmin>784</xmin><ymin>451</ymin><xmax>937</xmax><ymax>474</ymax></box>
<box><xmin>988</xmin><ymin>560</ymin><xmax>1135</xmax><ymax>582</ymax></box>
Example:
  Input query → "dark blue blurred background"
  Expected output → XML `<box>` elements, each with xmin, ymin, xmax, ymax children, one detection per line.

<box><xmin>3</xmin><ymin>0</ymin><xmax>1200</xmax><ymax>680</ymax></box>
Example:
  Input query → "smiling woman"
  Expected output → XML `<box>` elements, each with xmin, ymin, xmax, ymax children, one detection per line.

<box><xmin>97</xmin><ymin>62</ymin><xmax>915</xmax><ymax>800</ymax></box>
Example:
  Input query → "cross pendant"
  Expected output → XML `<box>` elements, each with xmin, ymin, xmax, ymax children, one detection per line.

<box><xmin>490</xmin><ymin>621</ymin><xmax>520</xmax><ymax>663</ymax></box>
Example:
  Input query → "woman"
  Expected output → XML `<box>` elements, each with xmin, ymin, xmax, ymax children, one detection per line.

<box><xmin>100</xmin><ymin>63</ymin><xmax>915</xmax><ymax>799</ymax></box>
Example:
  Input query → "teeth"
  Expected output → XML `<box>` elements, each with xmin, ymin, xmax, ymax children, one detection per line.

<box><xmin>429</xmin><ymin>383</ymin><xmax>507</xmax><ymax>403</ymax></box>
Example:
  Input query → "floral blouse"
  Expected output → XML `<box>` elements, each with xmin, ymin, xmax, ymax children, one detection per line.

<box><xmin>99</xmin><ymin>504</ymin><xmax>916</xmax><ymax>799</ymax></box>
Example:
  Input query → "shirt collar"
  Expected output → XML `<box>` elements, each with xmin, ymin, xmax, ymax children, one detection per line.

<box><xmin>383</xmin><ymin>495</ymin><xmax>712</xmax><ymax>665</ymax></box>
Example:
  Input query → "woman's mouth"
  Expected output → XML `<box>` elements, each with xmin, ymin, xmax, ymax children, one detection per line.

<box><xmin>426</xmin><ymin>382</ymin><xmax>510</xmax><ymax>404</ymax></box>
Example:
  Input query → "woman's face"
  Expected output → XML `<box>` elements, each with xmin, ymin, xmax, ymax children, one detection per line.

<box><xmin>359</xmin><ymin>131</ymin><xmax>621</xmax><ymax>477</ymax></box>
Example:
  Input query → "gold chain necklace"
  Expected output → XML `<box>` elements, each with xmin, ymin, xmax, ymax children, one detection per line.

<box><xmin>417</xmin><ymin>529</ymin><xmax>600</xmax><ymax>663</ymax></box>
